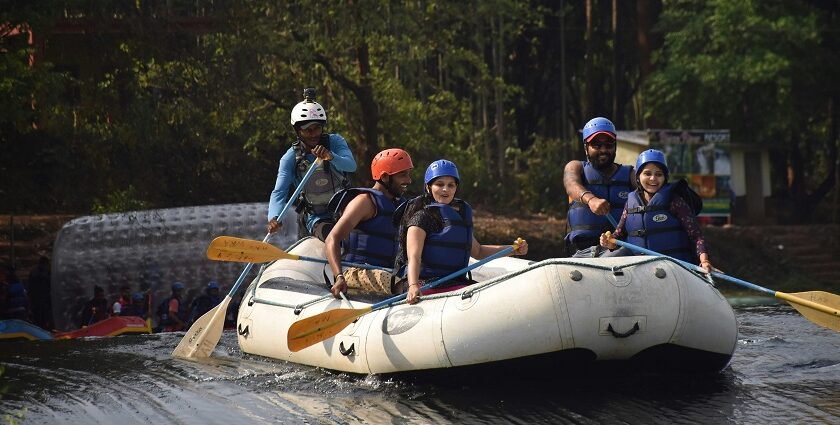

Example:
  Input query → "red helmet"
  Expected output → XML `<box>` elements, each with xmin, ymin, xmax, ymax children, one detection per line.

<box><xmin>371</xmin><ymin>148</ymin><xmax>413</xmax><ymax>180</ymax></box>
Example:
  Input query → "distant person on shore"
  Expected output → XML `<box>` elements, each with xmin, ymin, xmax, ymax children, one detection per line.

<box><xmin>325</xmin><ymin>148</ymin><xmax>414</xmax><ymax>298</ymax></box>
<box><xmin>188</xmin><ymin>281</ymin><xmax>222</xmax><ymax>325</ymax></box>
<box><xmin>110</xmin><ymin>284</ymin><xmax>132</xmax><ymax>316</ymax></box>
<box><xmin>563</xmin><ymin>117</ymin><xmax>634</xmax><ymax>256</ymax></box>
<box><xmin>0</xmin><ymin>281</ymin><xmax>8</xmax><ymax>320</ymax></box>
<box><xmin>27</xmin><ymin>256</ymin><xmax>53</xmax><ymax>329</ymax></box>
<box><xmin>267</xmin><ymin>88</ymin><xmax>357</xmax><ymax>241</ymax></box>
<box><xmin>598</xmin><ymin>149</ymin><xmax>714</xmax><ymax>272</ymax></box>
<box><xmin>4</xmin><ymin>267</ymin><xmax>31</xmax><ymax>321</ymax></box>
<box><xmin>156</xmin><ymin>282</ymin><xmax>186</xmax><ymax>332</ymax></box>
<box><xmin>120</xmin><ymin>292</ymin><xmax>148</xmax><ymax>318</ymax></box>
<box><xmin>394</xmin><ymin>160</ymin><xmax>529</xmax><ymax>305</ymax></box>
<box><xmin>78</xmin><ymin>285</ymin><xmax>108</xmax><ymax>326</ymax></box>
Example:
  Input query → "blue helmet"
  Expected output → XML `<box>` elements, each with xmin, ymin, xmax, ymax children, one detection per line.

<box><xmin>424</xmin><ymin>159</ymin><xmax>460</xmax><ymax>185</ymax></box>
<box><xmin>207</xmin><ymin>281</ymin><xmax>220</xmax><ymax>290</ymax></box>
<box><xmin>635</xmin><ymin>149</ymin><xmax>669</xmax><ymax>182</ymax></box>
<box><xmin>582</xmin><ymin>117</ymin><xmax>616</xmax><ymax>143</ymax></box>
<box><xmin>172</xmin><ymin>282</ymin><xmax>185</xmax><ymax>291</ymax></box>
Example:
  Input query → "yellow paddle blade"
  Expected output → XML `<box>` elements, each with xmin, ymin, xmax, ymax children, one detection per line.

<box><xmin>779</xmin><ymin>291</ymin><xmax>840</xmax><ymax>332</ymax></box>
<box><xmin>287</xmin><ymin>306</ymin><xmax>373</xmax><ymax>352</ymax></box>
<box><xmin>206</xmin><ymin>236</ymin><xmax>298</xmax><ymax>263</ymax></box>
<box><xmin>172</xmin><ymin>297</ymin><xmax>231</xmax><ymax>359</ymax></box>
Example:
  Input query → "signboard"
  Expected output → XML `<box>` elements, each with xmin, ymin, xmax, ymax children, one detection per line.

<box><xmin>648</xmin><ymin>130</ymin><xmax>732</xmax><ymax>219</ymax></box>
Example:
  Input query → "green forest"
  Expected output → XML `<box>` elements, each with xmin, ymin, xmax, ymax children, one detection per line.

<box><xmin>1</xmin><ymin>0</ymin><xmax>838</xmax><ymax>223</ymax></box>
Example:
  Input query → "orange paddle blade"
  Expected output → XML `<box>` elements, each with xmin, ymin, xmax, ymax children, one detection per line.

<box><xmin>206</xmin><ymin>236</ymin><xmax>298</xmax><ymax>263</ymax></box>
<box><xmin>782</xmin><ymin>291</ymin><xmax>840</xmax><ymax>332</ymax></box>
<box><xmin>287</xmin><ymin>306</ymin><xmax>372</xmax><ymax>352</ymax></box>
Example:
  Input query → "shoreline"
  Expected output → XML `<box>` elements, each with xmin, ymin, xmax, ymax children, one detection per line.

<box><xmin>2</xmin><ymin>213</ymin><xmax>838</xmax><ymax>292</ymax></box>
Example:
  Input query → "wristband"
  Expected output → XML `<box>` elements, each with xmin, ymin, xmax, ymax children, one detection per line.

<box><xmin>334</xmin><ymin>274</ymin><xmax>345</xmax><ymax>281</ymax></box>
<box><xmin>578</xmin><ymin>190</ymin><xmax>592</xmax><ymax>203</ymax></box>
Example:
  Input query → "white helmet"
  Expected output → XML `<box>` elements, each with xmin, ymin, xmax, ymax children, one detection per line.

<box><xmin>290</xmin><ymin>100</ymin><xmax>327</xmax><ymax>126</ymax></box>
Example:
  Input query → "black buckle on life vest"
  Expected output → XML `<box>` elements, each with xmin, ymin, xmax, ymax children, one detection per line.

<box><xmin>629</xmin><ymin>229</ymin><xmax>646</xmax><ymax>237</ymax></box>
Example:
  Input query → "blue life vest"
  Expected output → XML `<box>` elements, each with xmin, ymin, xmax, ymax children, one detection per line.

<box><xmin>5</xmin><ymin>282</ymin><xmax>29</xmax><ymax>319</ymax></box>
<box><xmin>418</xmin><ymin>201</ymin><xmax>473</xmax><ymax>279</ymax></box>
<box><xmin>156</xmin><ymin>296</ymin><xmax>184</xmax><ymax>323</ymax></box>
<box><xmin>624</xmin><ymin>183</ymin><xmax>695</xmax><ymax>263</ymax></box>
<box><xmin>566</xmin><ymin>161</ymin><xmax>633</xmax><ymax>246</ymax></box>
<box><xmin>332</xmin><ymin>188</ymin><xmax>404</xmax><ymax>268</ymax></box>
<box><xmin>189</xmin><ymin>295</ymin><xmax>222</xmax><ymax>323</ymax></box>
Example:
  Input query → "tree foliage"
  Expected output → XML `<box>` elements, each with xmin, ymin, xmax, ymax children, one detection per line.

<box><xmin>647</xmin><ymin>0</ymin><xmax>839</xmax><ymax>222</ymax></box>
<box><xmin>1</xmin><ymin>0</ymin><xmax>838</xmax><ymax>223</ymax></box>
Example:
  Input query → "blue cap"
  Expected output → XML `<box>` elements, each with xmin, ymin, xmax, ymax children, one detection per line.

<box><xmin>207</xmin><ymin>281</ymin><xmax>219</xmax><ymax>290</ymax></box>
<box><xmin>172</xmin><ymin>282</ymin><xmax>185</xmax><ymax>291</ymax></box>
<box><xmin>132</xmin><ymin>292</ymin><xmax>145</xmax><ymax>301</ymax></box>
<box><xmin>582</xmin><ymin>117</ymin><xmax>616</xmax><ymax>143</ymax></box>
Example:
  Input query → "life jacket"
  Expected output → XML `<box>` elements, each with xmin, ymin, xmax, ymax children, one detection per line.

<box><xmin>417</xmin><ymin>200</ymin><xmax>474</xmax><ymax>280</ymax></box>
<box><xmin>329</xmin><ymin>188</ymin><xmax>404</xmax><ymax>268</ymax></box>
<box><xmin>4</xmin><ymin>282</ymin><xmax>29</xmax><ymax>319</ymax></box>
<box><xmin>566</xmin><ymin>161</ymin><xmax>633</xmax><ymax>246</ymax></box>
<box><xmin>156</xmin><ymin>296</ymin><xmax>184</xmax><ymax>323</ymax></box>
<box><xmin>292</xmin><ymin>134</ymin><xmax>351</xmax><ymax>215</ymax></box>
<box><xmin>189</xmin><ymin>295</ymin><xmax>221</xmax><ymax>322</ymax></box>
<box><xmin>120</xmin><ymin>304</ymin><xmax>146</xmax><ymax>317</ymax></box>
<box><xmin>624</xmin><ymin>183</ymin><xmax>696</xmax><ymax>263</ymax></box>
<box><xmin>82</xmin><ymin>298</ymin><xmax>109</xmax><ymax>325</ymax></box>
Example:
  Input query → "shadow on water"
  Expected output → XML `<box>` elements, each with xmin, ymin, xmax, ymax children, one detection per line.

<box><xmin>1</xmin><ymin>304</ymin><xmax>840</xmax><ymax>424</ymax></box>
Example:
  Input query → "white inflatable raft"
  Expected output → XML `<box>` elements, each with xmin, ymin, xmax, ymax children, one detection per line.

<box><xmin>236</xmin><ymin>238</ymin><xmax>738</xmax><ymax>375</ymax></box>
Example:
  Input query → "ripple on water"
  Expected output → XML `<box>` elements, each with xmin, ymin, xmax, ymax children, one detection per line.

<box><xmin>1</xmin><ymin>306</ymin><xmax>840</xmax><ymax>424</ymax></box>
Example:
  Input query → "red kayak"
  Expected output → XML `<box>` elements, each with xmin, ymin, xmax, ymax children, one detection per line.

<box><xmin>54</xmin><ymin>316</ymin><xmax>152</xmax><ymax>339</ymax></box>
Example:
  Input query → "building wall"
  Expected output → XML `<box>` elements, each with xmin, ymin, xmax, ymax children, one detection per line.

<box><xmin>615</xmin><ymin>145</ymin><xmax>645</xmax><ymax>168</ymax></box>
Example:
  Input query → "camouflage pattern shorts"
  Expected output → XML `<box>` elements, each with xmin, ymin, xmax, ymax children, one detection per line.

<box><xmin>343</xmin><ymin>267</ymin><xmax>394</xmax><ymax>295</ymax></box>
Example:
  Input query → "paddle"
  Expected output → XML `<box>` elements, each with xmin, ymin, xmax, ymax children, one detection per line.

<box><xmin>173</xmin><ymin>159</ymin><xmax>323</xmax><ymax>359</ymax></box>
<box><xmin>607</xmin><ymin>236</ymin><xmax>840</xmax><ymax>333</ymax></box>
<box><xmin>205</xmin><ymin>235</ymin><xmax>390</xmax><ymax>272</ymax></box>
<box><xmin>287</xmin><ymin>243</ymin><xmax>520</xmax><ymax>352</ymax></box>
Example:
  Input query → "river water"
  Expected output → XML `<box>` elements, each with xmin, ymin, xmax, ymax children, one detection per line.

<box><xmin>2</xmin><ymin>302</ymin><xmax>839</xmax><ymax>424</ymax></box>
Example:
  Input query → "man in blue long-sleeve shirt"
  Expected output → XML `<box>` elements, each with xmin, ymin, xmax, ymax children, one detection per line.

<box><xmin>268</xmin><ymin>88</ymin><xmax>357</xmax><ymax>241</ymax></box>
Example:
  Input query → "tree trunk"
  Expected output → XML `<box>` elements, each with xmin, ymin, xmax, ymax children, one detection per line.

<box><xmin>492</xmin><ymin>14</ymin><xmax>507</xmax><ymax>179</ymax></box>
<box><xmin>611</xmin><ymin>0</ymin><xmax>619</xmax><ymax>125</ymax></box>
<box><xmin>636</xmin><ymin>0</ymin><xmax>661</xmax><ymax>128</ymax></box>
<box><xmin>584</xmin><ymin>0</ymin><xmax>594</xmax><ymax>121</ymax></box>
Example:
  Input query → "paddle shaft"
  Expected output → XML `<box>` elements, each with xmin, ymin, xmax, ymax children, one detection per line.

<box><xmin>286</xmin><ymin>245</ymin><xmax>516</xmax><ymax>349</ymax></box>
<box><xmin>206</xmin><ymin>235</ymin><xmax>391</xmax><ymax>271</ymax></box>
<box><xmin>292</xmin><ymin>254</ymin><xmax>391</xmax><ymax>272</ymax></box>
<box><xmin>612</xmin><ymin>239</ymin><xmax>840</xmax><ymax>319</ymax></box>
<box><xmin>609</xmin><ymin>239</ymin><xmax>774</xmax><ymax>295</ymax></box>
<box><xmin>370</xmin><ymin>246</ymin><xmax>514</xmax><ymax>310</ymax></box>
<box><xmin>605</xmin><ymin>209</ymin><xmax>840</xmax><ymax>320</ymax></box>
<box><xmin>271</xmin><ymin>158</ymin><xmax>322</xmax><ymax>222</ymax></box>
<box><xmin>172</xmin><ymin>159</ymin><xmax>323</xmax><ymax>359</ymax></box>
<box><xmin>227</xmin><ymin>159</ymin><xmax>323</xmax><ymax>298</ymax></box>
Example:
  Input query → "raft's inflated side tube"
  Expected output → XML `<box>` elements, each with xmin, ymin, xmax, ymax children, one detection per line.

<box><xmin>237</xmin><ymin>240</ymin><xmax>737</xmax><ymax>375</ymax></box>
<box><xmin>50</xmin><ymin>203</ymin><xmax>299</xmax><ymax>331</ymax></box>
